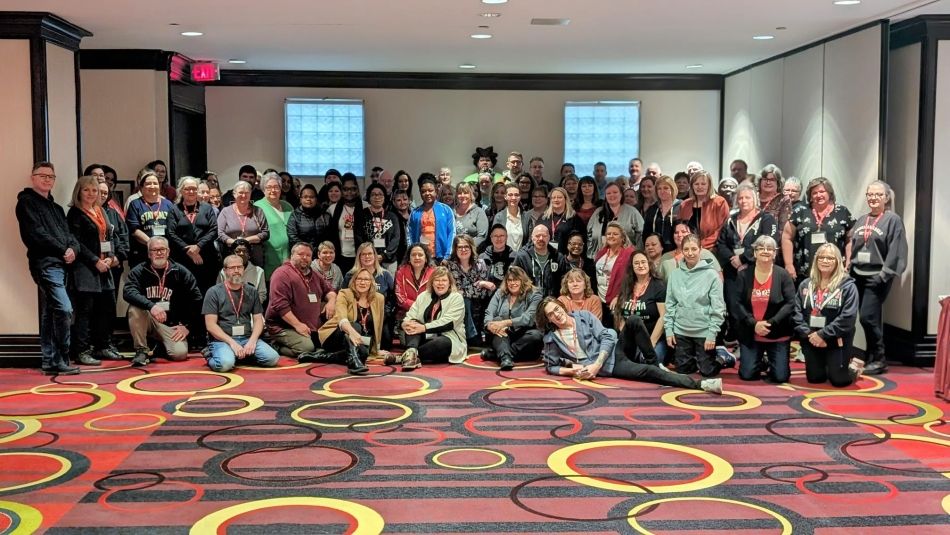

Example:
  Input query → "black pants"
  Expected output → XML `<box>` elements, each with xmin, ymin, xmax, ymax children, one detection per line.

<box><xmin>673</xmin><ymin>334</ymin><xmax>721</xmax><ymax>377</ymax></box>
<box><xmin>803</xmin><ymin>343</ymin><xmax>854</xmax><ymax>387</ymax></box>
<box><xmin>611</xmin><ymin>352</ymin><xmax>701</xmax><ymax>389</ymax></box>
<box><xmin>71</xmin><ymin>290</ymin><xmax>115</xmax><ymax>356</ymax></box>
<box><xmin>487</xmin><ymin>327</ymin><xmax>543</xmax><ymax>361</ymax></box>
<box><xmin>618</xmin><ymin>315</ymin><xmax>659</xmax><ymax>365</ymax></box>
<box><xmin>854</xmin><ymin>273</ymin><xmax>893</xmax><ymax>365</ymax></box>
<box><xmin>404</xmin><ymin>333</ymin><xmax>453</xmax><ymax>362</ymax></box>
<box><xmin>322</xmin><ymin>323</ymin><xmax>369</xmax><ymax>360</ymax></box>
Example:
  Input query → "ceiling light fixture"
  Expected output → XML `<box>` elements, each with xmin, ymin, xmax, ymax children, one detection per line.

<box><xmin>481</xmin><ymin>0</ymin><xmax>508</xmax><ymax>4</ymax></box>
<box><xmin>180</xmin><ymin>31</ymin><xmax>203</xmax><ymax>37</ymax></box>
<box><xmin>685</xmin><ymin>64</ymin><xmax>703</xmax><ymax>69</ymax></box>
<box><xmin>228</xmin><ymin>59</ymin><xmax>247</xmax><ymax>64</ymax></box>
<box><xmin>470</xmin><ymin>33</ymin><xmax>492</xmax><ymax>39</ymax></box>
<box><xmin>752</xmin><ymin>35</ymin><xmax>774</xmax><ymax>40</ymax></box>
<box><xmin>833</xmin><ymin>0</ymin><xmax>861</xmax><ymax>5</ymax></box>
<box><xmin>480</xmin><ymin>12</ymin><xmax>501</xmax><ymax>17</ymax></box>
<box><xmin>459</xmin><ymin>64</ymin><xmax>477</xmax><ymax>69</ymax></box>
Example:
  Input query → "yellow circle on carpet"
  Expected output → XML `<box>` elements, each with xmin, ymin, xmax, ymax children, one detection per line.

<box><xmin>84</xmin><ymin>413</ymin><xmax>166</xmax><ymax>432</ymax></box>
<box><xmin>0</xmin><ymin>418</ymin><xmax>41</xmax><ymax>444</ymax></box>
<box><xmin>315</xmin><ymin>374</ymin><xmax>437</xmax><ymax>399</ymax></box>
<box><xmin>189</xmin><ymin>496</ymin><xmax>384</xmax><ymax>534</ymax></box>
<box><xmin>173</xmin><ymin>395</ymin><xmax>264</xmax><ymax>418</ymax></box>
<box><xmin>661</xmin><ymin>389</ymin><xmax>762</xmax><ymax>412</ymax></box>
<box><xmin>547</xmin><ymin>440</ymin><xmax>733</xmax><ymax>493</ymax></box>
<box><xmin>0</xmin><ymin>452</ymin><xmax>71</xmax><ymax>493</ymax></box>
<box><xmin>431</xmin><ymin>448</ymin><xmax>507</xmax><ymax>471</ymax></box>
<box><xmin>116</xmin><ymin>371</ymin><xmax>243</xmax><ymax>397</ymax></box>
<box><xmin>943</xmin><ymin>494</ymin><xmax>950</xmax><ymax>514</ymax></box>
<box><xmin>923</xmin><ymin>420</ymin><xmax>950</xmax><ymax>439</ymax></box>
<box><xmin>30</xmin><ymin>381</ymin><xmax>98</xmax><ymax>394</ymax></box>
<box><xmin>802</xmin><ymin>392</ymin><xmax>943</xmax><ymax>426</ymax></box>
<box><xmin>291</xmin><ymin>399</ymin><xmax>412</xmax><ymax>428</ymax></box>
<box><xmin>0</xmin><ymin>500</ymin><xmax>43</xmax><ymax>535</ymax></box>
<box><xmin>0</xmin><ymin>387</ymin><xmax>115</xmax><ymax>420</ymax></box>
<box><xmin>627</xmin><ymin>497</ymin><xmax>792</xmax><ymax>534</ymax></box>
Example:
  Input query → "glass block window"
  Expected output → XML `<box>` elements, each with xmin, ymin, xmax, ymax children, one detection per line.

<box><xmin>285</xmin><ymin>98</ymin><xmax>365</xmax><ymax>177</ymax></box>
<box><xmin>563</xmin><ymin>101</ymin><xmax>640</xmax><ymax>178</ymax></box>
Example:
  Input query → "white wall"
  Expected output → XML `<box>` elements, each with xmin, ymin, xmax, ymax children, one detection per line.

<box><xmin>205</xmin><ymin>87</ymin><xmax>720</xmax><ymax>191</ymax></box>
<box><xmin>80</xmin><ymin>69</ymin><xmax>170</xmax><ymax>180</ymax></box>
<box><xmin>884</xmin><ymin>43</ymin><xmax>920</xmax><ymax>332</ymax></box>
<box><xmin>929</xmin><ymin>40</ymin><xmax>950</xmax><ymax>334</ymax></box>
<box><xmin>0</xmin><ymin>40</ymin><xmax>41</xmax><ymax>334</ymax></box>
<box><xmin>47</xmin><ymin>43</ymin><xmax>80</xmax><ymax>204</ymax></box>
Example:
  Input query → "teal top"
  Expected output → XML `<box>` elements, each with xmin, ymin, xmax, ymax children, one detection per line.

<box><xmin>253</xmin><ymin>198</ymin><xmax>294</xmax><ymax>280</ymax></box>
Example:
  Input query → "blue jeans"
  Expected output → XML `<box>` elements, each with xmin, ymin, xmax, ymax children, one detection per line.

<box><xmin>738</xmin><ymin>340</ymin><xmax>790</xmax><ymax>383</ymax></box>
<box><xmin>37</xmin><ymin>266</ymin><xmax>73</xmax><ymax>368</ymax></box>
<box><xmin>207</xmin><ymin>336</ymin><xmax>280</xmax><ymax>372</ymax></box>
<box><xmin>654</xmin><ymin>339</ymin><xmax>669</xmax><ymax>365</ymax></box>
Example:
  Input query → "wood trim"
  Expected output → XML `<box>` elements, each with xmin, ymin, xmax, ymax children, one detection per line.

<box><xmin>726</xmin><ymin>19</ymin><xmax>887</xmax><ymax>78</ymax></box>
<box><xmin>79</xmin><ymin>49</ymin><xmax>169</xmax><ymax>70</ymax></box>
<box><xmin>0</xmin><ymin>12</ymin><xmax>91</xmax><ymax>51</ymax></box>
<box><xmin>212</xmin><ymin>70</ymin><xmax>724</xmax><ymax>91</ymax></box>
<box><xmin>878</xmin><ymin>21</ymin><xmax>890</xmax><ymax>182</ymax></box>
<box><xmin>911</xmin><ymin>33</ymin><xmax>937</xmax><ymax>343</ymax></box>
<box><xmin>883</xmin><ymin>324</ymin><xmax>936</xmax><ymax>366</ymax></box>
<box><xmin>29</xmin><ymin>36</ymin><xmax>48</xmax><ymax>162</ymax></box>
<box><xmin>890</xmin><ymin>15</ymin><xmax>950</xmax><ymax>49</ymax></box>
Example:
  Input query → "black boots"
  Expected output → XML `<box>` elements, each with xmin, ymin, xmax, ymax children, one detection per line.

<box><xmin>346</xmin><ymin>346</ymin><xmax>369</xmax><ymax>375</ymax></box>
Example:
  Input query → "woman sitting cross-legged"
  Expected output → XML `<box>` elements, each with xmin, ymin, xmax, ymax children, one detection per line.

<box><xmin>396</xmin><ymin>266</ymin><xmax>468</xmax><ymax>371</ymax></box>
<box><xmin>315</xmin><ymin>268</ymin><xmax>384</xmax><ymax>375</ymax></box>
<box><xmin>537</xmin><ymin>298</ymin><xmax>721</xmax><ymax>393</ymax></box>
<box><xmin>482</xmin><ymin>266</ymin><xmax>544</xmax><ymax>371</ymax></box>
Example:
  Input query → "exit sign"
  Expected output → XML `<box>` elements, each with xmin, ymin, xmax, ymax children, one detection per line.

<box><xmin>191</xmin><ymin>62</ymin><xmax>220</xmax><ymax>82</ymax></box>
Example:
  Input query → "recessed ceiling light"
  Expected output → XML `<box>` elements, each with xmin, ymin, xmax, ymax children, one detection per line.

<box><xmin>459</xmin><ymin>64</ymin><xmax>477</xmax><ymax>69</ymax></box>
<box><xmin>228</xmin><ymin>59</ymin><xmax>246</xmax><ymax>64</ymax></box>
<box><xmin>470</xmin><ymin>33</ymin><xmax>492</xmax><ymax>39</ymax></box>
<box><xmin>833</xmin><ymin>0</ymin><xmax>861</xmax><ymax>5</ymax></box>
<box><xmin>180</xmin><ymin>31</ymin><xmax>203</xmax><ymax>37</ymax></box>
<box><xmin>481</xmin><ymin>0</ymin><xmax>508</xmax><ymax>4</ymax></box>
<box><xmin>753</xmin><ymin>35</ymin><xmax>774</xmax><ymax>40</ymax></box>
<box><xmin>480</xmin><ymin>12</ymin><xmax>501</xmax><ymax>17</ymax></box>
<box><xmin>685</xmin><ymin>64</ymin><xmax>703</xmax><ymax>69</ymax></box>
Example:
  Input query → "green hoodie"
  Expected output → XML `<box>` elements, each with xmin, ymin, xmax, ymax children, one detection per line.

<box><xmin>664</xmin><ymin>258</ymin><xmax>725</xmax><ymax>342</ymax></box>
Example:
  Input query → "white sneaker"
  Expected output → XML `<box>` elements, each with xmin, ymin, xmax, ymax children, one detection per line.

<box><xmin>700</xmin><ymin>378</ymin><xmax>723</xmax><ymax>395</ymax></box>
<box><xmin>849</xmin><ymin>358</ymin><xmax>865</xmax><ymax>377</ymax></box>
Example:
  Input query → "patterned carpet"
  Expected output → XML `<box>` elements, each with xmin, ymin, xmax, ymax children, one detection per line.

<box><xmin>1</xmin><ymin>352</ymin><xmax>949</xmax><ymax>534</ymax></box>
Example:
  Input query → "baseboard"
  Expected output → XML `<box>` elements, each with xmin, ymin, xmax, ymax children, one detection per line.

<box><xmin>883</xmin><ymin>324</ymin><xmax>937</xmax><ymax>367</ymax></box>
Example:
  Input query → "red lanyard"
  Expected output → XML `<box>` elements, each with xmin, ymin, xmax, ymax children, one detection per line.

<box><xmin>560</xmin><ymin>326</ymin><xmax>579</xmax><ymax>356</ymax></box>
<box><xmin>149</xmin><ymin>201</ymin><xmax>163</xmax><ymax>223</ymax></box>
<box><xmin>631</xmin><ymin>281</ymin><xmax>649</xmax><ymax>310</ymax></box>
<box><xmin>863</xmin><ymin>213</ymin><xmax>883</xmax><ymax>242</ymax></box>
<box><xmin>84</xmin><ymin>207</ymin><xmax>107</xmax><ymax>242</ymax></box>
<box><xmin>235</xmin><ymin>205</ymin><xmax>249</xmax><ymax>235</ymax></box>
<box><xmin>812</xmin><ymin>205</ymin><xmax>833</xmax><ymax>228</ymax></box>
<box><xmin>183</xmin><ymin>204</ymin><xmax>198</xmax><ymax>224</ymax></box>
<box><xmin>811</xmin><ymin>287</ymin><xmax>828</xmax><ymax>314</ymax></box>
<box><xmin>550</xmin><ymin>214</ymin><xmax>563</xmax><ymax>236</ymax></box>
<box><xmin>428</xmin><ymin>300</ymin><xmax>441</xmax><ymax>322</ymax></box>
<box><xmin>226</xmin><ymin>286</ymin><xmax>245</xmax><ymax>316</ymax></box>
<box><xmin>149</xmin><ymin>266</ymin><xmax>169</xmax><ymax>297</ymax></box>
<box><xmin>358</xmin><ymin>306</ymin><xmax>370</xmax><ymax>327</ymax></box>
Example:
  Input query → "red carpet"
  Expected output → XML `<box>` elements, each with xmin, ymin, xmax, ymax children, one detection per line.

<box><xmin>1</xmin><ymin>354</ymin><xmax>948</xmax><ymax>533</ymax></box>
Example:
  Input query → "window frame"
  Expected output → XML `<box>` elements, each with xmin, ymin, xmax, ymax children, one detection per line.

<box><xmin>563</xmin><ymin>100</ymin><xmax>641</xmax><ymax>179</ymax></box>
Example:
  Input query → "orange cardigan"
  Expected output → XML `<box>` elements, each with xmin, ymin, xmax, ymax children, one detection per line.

<box><xmin>678</xmin><ymin>196</ymin><xmax>730</xmax><ymax>250</ymax></box>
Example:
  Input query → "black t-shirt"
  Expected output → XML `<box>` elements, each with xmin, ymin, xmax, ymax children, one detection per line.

<box><xmin>618</xmin><ymin>278</ymin><xmax>666</xmax><ymax>334</ymax></box>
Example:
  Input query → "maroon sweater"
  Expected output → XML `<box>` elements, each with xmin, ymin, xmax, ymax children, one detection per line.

<box><xmin>265</xmin><ymin>261</ymin><xmax>335</xmax><ymax>335</ymax></box>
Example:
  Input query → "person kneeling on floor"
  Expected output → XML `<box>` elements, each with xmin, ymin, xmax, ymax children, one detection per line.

<box><xmin>537</xmin><ymin>297</ymin><xmax>721</xmax><ymax>393</ymax></box>
<box><xmin>203</xmin><ymin>254</ymin><xmax>280</xmax><ymax>372</ymax></box>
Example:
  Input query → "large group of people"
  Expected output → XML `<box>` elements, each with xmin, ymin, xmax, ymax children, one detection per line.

<box><xmin>16</xmin><ymin>149</ymin><xmax>908</xmax><ymax>393</ymax></box>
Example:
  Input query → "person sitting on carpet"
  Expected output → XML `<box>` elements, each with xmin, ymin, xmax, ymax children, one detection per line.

<box><xmin>263</xmin><ymin>242</ymin><xmax>337</xmax><ymax>360</ymax></box>
<box><xmin>536</xmin><ymin>297</ymin><xmax>721</xmax><ymax>393</ymax></box>
<box><xmin>316</xmin><ymin>268</ymin><xmax>386</xmax><ymax>375</ymax></box>
<box><xmin>203</xmin><ymin>254</ymin><xmax>280</xmax><ymax>372</ymax></box>
<box><xmin>482</xmin><ymin>266</ymin><xmax>544</xmax><ymax>370</ymax></box>
<box><xmin>393</xmin><ymin>266</ymin><xmax>468</xmax><ymax>371</ymax></box>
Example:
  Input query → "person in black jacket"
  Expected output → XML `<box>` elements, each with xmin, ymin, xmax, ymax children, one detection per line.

<box><xmin>16</xmin><ymin>162</ymin><xmax>81</xmax><ymax>375</ymax></box>
<box><xmin>512</xmin><ymin>225</ymin><xmax>569</xmax><ymax>298</ymax></box>
<box><xmin>68</xmin><ymin>176</ymin><xmax>123</xmax><ymax>367</ymax></box>
<box><xmin>795</xmin><ymin>243</ymin><xmax>862</xmax><ymax>387</ymax></box>
<box><xmin>168</xmin><ymin>177</ymin><xmax>220</xmax><ymax>295</ymax></box>
<box><xmin>99</xmin><ymin>181</ymin><xmax>128</xmax><ymax>304</ymax></box>
<box><xmin>732</xmin><ymin>236</ymin><xmax>798</xmax><ymax>383</ymax></box>
<box><xmin>320</xmin><ymin>174</ymin><xmax>368</xmax><ymax>273</ymax></box>
<box><xmin>286</xmin><ymin>185</ymin><xmax>323</xmax><ymax>250</ymax></box>
<box><xmin>123</xmin><ymin>237</ymin><xmax>203</xmax><ymax>367</ymax></box>
<box><xmin>363</xmin><ymin>183</ymin><xmax>400</xmax><ymax>274</ymax></box>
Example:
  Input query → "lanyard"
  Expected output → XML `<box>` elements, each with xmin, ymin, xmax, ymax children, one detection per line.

<box><xmin>551</xmin><ymin>213</ymin><xmax>564</xmax><ymax>236</ymax></box>
<box><xmin>84</xmin><ymin>207</ymin><xmax>107</xmax><ymax>242</ymax></box>
<box><xmin>808</xmin><ymin>283</ymin><xmax>840</xmax><ymax>313</ymax></box>
<box><xmin>358</xmin><ymin>305</ymin><xmax>370</xmax><ymax>327</ymax></box>
<box><xmin>235</xmin><ymin>205</ymin><xmax>250</xmax><ymax>235</ymax></box>
<box><xmin>735</xmin><ymin>211</ymin><xmax>758</xmax><ymax>242</ymax></box>
<box><xmin>292</xmin><ymin>267</ymin><xmax>312</xmax><ymax>293</ymax></box>
<box><xmin>863</xmin><ymin>213</ymin><xmax>884</xmax><ymax>242</ymax></box>
<box><xmin>558</xmin><ymin>326</ymin><xmax>579</xmax><ymax>357</ymax></box>
<box><xmin>812</xmin><ymin>205</ymin><xmax>833</xmax><ymax>228</ymax></box>
<box><xmin>149</xmin><ymin>266</ymin><xmax>169</xmax><ymax>298</ymax></box>
<box><xmin>149</xmin><ymin>201</ymin><xmax>163</xmax><ymax>223</ymax></box>
<box><xmin>631</xmin><ymin>280</ymin><xmax>649</xmax><ymax>310</ymax></box>
<box><xmin>427</xmin><ymin>300</ymin><xmax>441</xmax><ymax>322</ymax></box>
<box><xmin>183</xmin><ymin>204</ymin><xmax>198</xmax><ymax>224</ymax></box>
<box><xmin>226</xmin><ymin>286</ymin><xmax>246</xmax><ymax>317</ymax></box>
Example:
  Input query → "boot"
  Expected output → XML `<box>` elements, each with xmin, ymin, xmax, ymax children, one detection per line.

<box><xmin>42</xmin><ymin>362</ymin><xmax>80</xmax><ymax>376</ymax></box>
<box><xmin>346</xmin><ymin>347</ymin><xmax>369</xmax><ymax>375</ymax></box>
<box><xmin>95</xmin><ymin>346</ymin><xmax>124</xmax><ymax>361</ymax></box>
<box><xmin>499</xmin><ymin>353</ymin><xmax>515</xmax><ymax>371</ymax></box>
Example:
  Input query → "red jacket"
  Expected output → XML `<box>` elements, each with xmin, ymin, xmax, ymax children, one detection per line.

<box><xmin>595</xmin><ymin>245</ymin><xmax>635</xmax><ymax>306</ymax></box>
<box><xmin>678</xmin><ymin>196</ymin><xmax>730</xmax><ymax>250</ymax></box>
<box><xmin>394</xmin><ymin>264</ymin><xmax>434</xmax><ymax>314</ymax></box>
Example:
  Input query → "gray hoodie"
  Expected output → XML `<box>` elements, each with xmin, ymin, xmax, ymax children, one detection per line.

<box><xmin>664</xmin><ymin>258</ymin><xmax>725</xmax><ymax>342</ymax></box>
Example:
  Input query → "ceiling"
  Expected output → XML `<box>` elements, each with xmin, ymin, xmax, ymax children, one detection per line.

<box><xmin>9</xmin><ymin>0</ymin><xmax>950</xmax><ymax>74</ymax></box>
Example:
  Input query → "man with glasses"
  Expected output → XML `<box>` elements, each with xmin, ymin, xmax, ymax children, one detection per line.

<box><xmin>204</xmin><ymin>254</ymin><xmax>280</xmax><ymax>372</ymax></box>
<box><xmin>503</xmin><ymin>151</ymin><xmax>525</xmax><ymax>182</ymax></box>
<box><xmin>17</xmin><ymin>162</ymin><xmax>82</xmax><ymax>375</ymax></box>
<box><xmin>124</xmin><ymin>236</ymin><xmax>203</xmax><ymax>367</ymax></box>
<box><xmin>513</xmin><ymin>225</ymin><xmax>568</xmax><ymax>297</ymax></box>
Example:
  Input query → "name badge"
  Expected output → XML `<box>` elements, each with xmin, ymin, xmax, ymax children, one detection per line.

<box><xmin>360</xmin><ymin>335</ymin><xmax>371</xmax><ymax>346</ymax></box>
<box><xmin>810</xmin><ymin>232</ymin><xmax>826</xmax><ymax>245</ymax></box>
<box><xmin>425</xmin><ymin>333</ymin><xmax>435</xmax><ymax>340</ymax></box>
<box><xmin>308</xmin><ymin>293</ymin><xmax>318</xmax><ymax>303</ymax></box>
<box><xmin>856</xmin><ymin>250</ymin><xmax>872</xmax><ymax>264</ymax></box>
<box><xmin>155</xmin><ymin>301</ymin><xmax>170</xmax><ymax>311</ymax></box>
<box><xmin>809</xmin><ymin>316</ymin><xmax>826</xmax><ymax>329</ymax></box>
<box><xmin>734</xmin><ymin>247</ymin><xmax>745</xmax><ymax>257</ymax></box>
<box><xmin>420</xmin><ymin>235</ymin><xmax>431</xmax><ymax>245</ymax></box>
<box><xmin>152</xmin><ymin>224</ymin><xmax>166</xmax><ymax>236</ymax></box>
<box><xmin>550</xmin><ymin>241</ymin><xmax>559</xmax><ymax>250</ymax></box>
<box><xmin>231</xmin><ymin>325</ymin><xmax>246</xmax><ymax>337</ymax></box>
<box><xmin>343</xmin><ymin>229</ymin><xmax>354</xmax><ymax>240</ymax></box>
<box><xmin>373</xmin><ymin>238</ymin><xmax>385</xmax><ymax>248</ymax></box>
<box><xmin>100</xmin><ymin>241</ymin><xmax>113</xmax><ymax>254</ymax></box>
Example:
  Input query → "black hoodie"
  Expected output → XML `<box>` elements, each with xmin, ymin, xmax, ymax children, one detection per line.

<box><xmin>16</xmin><ymin>188</ymin><xmax>80</xmax><ymax>276</ymax></box>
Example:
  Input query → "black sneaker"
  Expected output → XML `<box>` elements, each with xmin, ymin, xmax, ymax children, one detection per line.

<box><xmin>480</xmin><ymin>348</ymin><xmax>497</xmax><ymax>361</ymax></box>
<box><xmin>131</xmin><ymin>348</ymin><xmax>149</xmax><ymax>367</ymax></box>
<box><xmin>95</xmin><ymin>347</ymin><xmax>124</xmax><ymax>361</ymax></box>
<box><xmin>42</xmin><ymin>363</ymin><xmax>80</xmax><ymax>376</ymax></box>
<box><xmin>499</xmin><ymin>355</ymin><xmax>515</xmax><ymax>371</ymax></box>
<box><xmin>77</xmin><ymin>352</ymin><xmax>101</xmax><ymax>366</ymax></box>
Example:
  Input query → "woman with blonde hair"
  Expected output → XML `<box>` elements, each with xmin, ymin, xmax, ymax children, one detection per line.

<box><xmin>316</xmin><ymin>268</ymin><xmax>384</xmax><ymax>374</ymax></box>
<box><xmin>593</xmin><ymin>221</ymin><xmax>635</xmax><ymax>325</ymax></box>
<box><xmin>454</xmin><ymin>182</ymin><xmax>489</xmax><ymax>248</ymax></box>
<box><xmin>396</xmin><ymin>266</ymin><xmax>468</xmax><ymax>371</ymax></box>
<box><xmin>482</xmin><ymin>265</ymin><xmax>544</xmax><ymax>370</ymax></box>
<box><xmin>557</xmin><ymin>268</ymin><xmax>602</xmax><ymax>320</ymax></box>
<box><xmin>344</xmin><ymin>242</ymin><xmax>396</xmax><ymax>350</ymax></box>
<box><xmin>538</xmin><ymin>186</ymin><xmax>584</xmax><ymax>255</ymax></box>
<box><xmin>642</xmin><ymin>175</ymin><xmax>681</xmax><ymax>252</ymax></box>
<box><xmin>795</xmin><ymin>243</ymin><xmax>862</xmax><ymax>386</ymax></box>
<box><xmin>677</xmin><ymin>171</ymin><xmax>730</xmax><ymax>250</ymax></box>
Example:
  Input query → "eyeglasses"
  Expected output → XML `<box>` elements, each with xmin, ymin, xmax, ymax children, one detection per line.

<box><xmin>32</xmin><ymin>173</ymin><xmax>56</xmax><ymax>180</ymax></box>
<box><xmin>148</xmin><ymin>248</ymin><xmax>169</xmax><ymax>253</ymax></box>
<box><xmin>457</xmin><ymin>245</ymin><xmax>471</xmax><ymax>250</ymax></box>
<box><xmin>816</xmin><ymin>256</ymin><xmax>837</xmax><ymax>262</ymax></box>
<box><xmin>264</xmin><ymin>185</ymin><xmax>281</xmax><ymax>191</ymax></box>
<box><xmin>866</xmin><ymin>192</ymin><xmax>885</xmax><ymax>198</ymax></box>
<box><xmin>224</xmin><ymin>264</ymin><xmax>243</xmax><ymax>270</ymax></box>
<box><xmin>343</xmin><ymin>187</ymin><xmax>359</xmax><ymax>192</ymax></box>
<box><xmin>355</xmin><ymin>277</ymin><xmax>374</xmax><ymax>283</ymax></box>
<box><xmin>760</xmin><ymin>177</ymin><xmax>777</xmax><ymax>182</ymax></box>
<box><xmin>755</xmin><ymin>247</ymin><xmax>776</xmax><ymax>252</ymax></box>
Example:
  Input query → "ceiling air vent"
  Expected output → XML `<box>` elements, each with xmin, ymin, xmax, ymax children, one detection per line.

<box><xmin>530</xmin><ymin>18</ymin><xmax>570</xmax><ymax>26</ymax></box>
